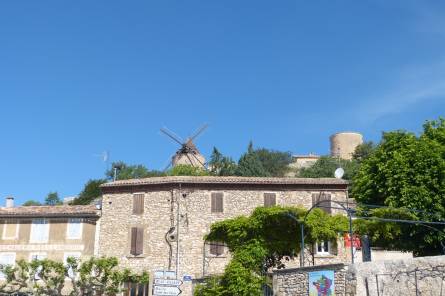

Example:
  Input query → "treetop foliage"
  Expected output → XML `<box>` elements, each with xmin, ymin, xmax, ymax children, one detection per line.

<box><xmin>353</xmin><ymin>118</ymin><xmax>445</xmax><ymax>255</ymax></box>
<box><xmin>210</xmin><ymin>142</ymin><xmax>293</xmax><ymax>177</ymax></box>
<box><xmin>71</xmin><ymin>179</ymin><xmax>107</xmax><ymax>205</ymax></box>
<box><xmin>44</xmin><ymin>192</ymin><xmax>62</xmax><ymax>206</ymax></box>
<box><xmin>168</xmin><ymin>164</ymin><xmax>210</xmax><ymax>176</ymax></box>
<box><xmin>297</xmin><ymin>156</ymin><xmax>359</xmax><ymax>180</ymax></box>
<box><xmin>22</xmin><ymin>200</ymin><xmax>42</xmax><ymax>206</ymax></box>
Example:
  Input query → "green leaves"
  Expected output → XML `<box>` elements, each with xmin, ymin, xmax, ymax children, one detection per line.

<box><xmin>196</xmin><ymin>206</ymin><xmax>349</xmax><ymax>296</ymax></box>
<box><xmin>352</xmin><ymin>118</ymin><xmax>445</xmax><ymax>255</ymax></box>
<box><xmin>0</xmin><ymin>257</ymin><xmax>148</xmax><ymax>296</ymax></box>
<box><xmin>168</xmin><ymin>164</ymin><xmax>209</xmax><ymax>176</ymax></box>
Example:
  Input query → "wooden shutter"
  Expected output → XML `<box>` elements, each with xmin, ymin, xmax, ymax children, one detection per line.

<box><xmin>211</xmin><ymin>193</ymin><xmax>223</xmax><ymax>213</ymax></box>
<box><xmin>130</xmin><ymin>227</ymin><xmax>144</xmax><ymax>256</ymax></box>
<box><xmin>264</xmin><ymin>193</ymin><xmax>276</xmax><ymax>207</ymax></box>
<box><xmin>133</xmin><ymin>194</ymin><xmax>144</xmax><ymax>215</ymax></box>
<box><xmin>312</xmin><ymin>193</ymin><xmax>331</xmax><ymax>214</ymax></box>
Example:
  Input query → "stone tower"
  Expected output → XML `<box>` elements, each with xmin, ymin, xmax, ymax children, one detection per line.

<box><xmin>330</xmin><ymin>132</ymin><xmax>363</xmax><ymax>160</ymax></box>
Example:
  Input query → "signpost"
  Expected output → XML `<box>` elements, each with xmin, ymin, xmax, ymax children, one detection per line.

<box><xmin>153</xmin><ymin>286</ymin><xmax>182</xmax><ymax>296</ymax></box>
<box><xmin>154</xmin><ymin>279</ymin><xmax>183</xmax><ymax>286</ymax></box>
<box><xmin>153</xmin><ymin>271</ymin><xmax>183</xmax><ymax>296</ymax></box>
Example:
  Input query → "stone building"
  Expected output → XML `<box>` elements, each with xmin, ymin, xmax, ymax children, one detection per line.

<box><xmin>99</xmin><ymin>176</ymin><xmax>350</xmax><ymax>295</ymax></box>
<box><xmin>0</xmin><ymin>198</ymin><xmax>100</xmax><ymax>278</ymax></box>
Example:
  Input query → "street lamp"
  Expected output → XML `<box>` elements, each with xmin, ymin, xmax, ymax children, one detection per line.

<box><xmin>300</xmin><ymin>199</ymin><xmax>356</xmax><ymax>266</ymax></box>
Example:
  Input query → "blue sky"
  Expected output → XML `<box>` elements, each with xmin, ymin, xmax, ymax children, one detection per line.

<box><xmin>1</xmin><ymin>1</ymin><xmax>444</xmax><ymax>205</ymax></box>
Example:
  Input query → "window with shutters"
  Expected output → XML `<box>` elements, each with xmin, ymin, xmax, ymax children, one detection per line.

<box><xmin>130</xmin><ymin>227</ymin><xmax>144</xmax><ymax>256</ymax></box>
<box><xmin>66</xmin><ymin>218</ymin><xmax>83</xmax><ymax>239</ymax></box>
<box><xmin>264</xmin><ymin>193</ymin><xmax>276</xmax><ymax>207</ymax></box>
<box><xmin>312</xmin><ymin>193</ymin><xmax>331</xmax><ymax>214</ymax></box>
<box><xmin>209</xmin><ymin>242</ymin><xmax>225</xmax><ymax>256</ymax></box>
<box><xmin>211</xmin><ymin>193</ymin><xmax>223</xmax><ymax>213</ymax></box>
<box><xmin>133</xmin><ymin>194</ymin><xmax>144</xmax><ymax>215</ymax></box>
<box><xmin>30</xmin><ymin>219</ymin><xmax>49</xmax><ymax>243</ymax></box>
<box><xmin>2</xmin><ymin>220</ymin><xmax>18</xmax><ymax>240</ymax></box>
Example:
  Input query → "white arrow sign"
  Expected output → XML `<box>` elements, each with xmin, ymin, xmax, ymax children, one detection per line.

<box><xmin>154</xmin><ymin>279</ymin><xmax>183</xmax><ymax>286</ymax></box>
<box><xmin>153</xmin><ymin>285</ymin><xmax>181</xmax><ymax>296</ymax></box>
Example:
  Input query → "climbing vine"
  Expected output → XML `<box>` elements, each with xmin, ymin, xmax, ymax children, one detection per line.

<box><xmin>195</xmin><ymin>206</ymin><xmax>349</xmax><ymax>296</ymax></box>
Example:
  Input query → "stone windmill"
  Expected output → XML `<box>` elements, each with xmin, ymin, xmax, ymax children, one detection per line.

<box><xmin>160</xmin><ymin>124</ymin><xmax>208</xmax><ymax>170</ymax></box>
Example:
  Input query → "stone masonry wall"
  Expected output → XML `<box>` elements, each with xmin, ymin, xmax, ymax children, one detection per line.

<box><xmin>273</xmin><ymin>264</ymin><xmax>349</xmax><ymax>296</ymax></box>
<box><xmin>99</xmin><ymin>186</ymin><xmax>347</xmax><ymax>296</ymax></box>
<box><xmin>273</xmin><ymin>255</ymin><xmax>445</xmax><ymax>296</ymax></box>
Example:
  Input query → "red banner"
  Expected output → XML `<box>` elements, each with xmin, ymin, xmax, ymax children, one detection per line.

<box><xmin>344</xmin><ymin>233</ymin><xmax>361</xmax><ymax>248</ymax></box>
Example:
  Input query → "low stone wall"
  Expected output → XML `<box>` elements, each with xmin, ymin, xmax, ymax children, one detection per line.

<box><xmin>352</xmin><ymin>255</ymin><xmax>445</xmax><ymax>296</ymax></box>
<box><xmin>273</xmin><ymin>255</ymin><xmax>445</xmax><ymax>296</ymax></box>
<box><xmin>273</xmin><ymin>263</ymin><xmax>353</xmax><ymax>296</ymax></box>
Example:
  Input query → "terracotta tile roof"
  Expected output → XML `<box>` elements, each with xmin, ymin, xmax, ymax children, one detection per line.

<box><xmin>101</xmin><ymin>176</ymin><xmax>348</xmax><ymax>188</ymax></box>
<box><xmin>0</xmin><ymin>205</ymin><xmax>100</xmax><ymax>218</ymax></box>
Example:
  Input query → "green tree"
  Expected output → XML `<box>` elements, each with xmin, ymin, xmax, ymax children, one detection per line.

<box><xmin>352</xmin><ymin>141</ymin><xmax>375</xmax><ymax>162</ymax></box>
<box><xmin>22</xmin><ymin>200</ymin><xmax>42</xmax><ymax>206</ymax></box>
<box><xmin>72</xmin><ymin>179</ymin><xmax>107</xmax><ymax>205</ymax></box>
<box><xmin>106</xmin><ymin>161</ymin><xmax>165</xmax><ymax>181</ymax></box>
<box><xmin>208</xmin><ymin>147</ymin><xmax>237</xmax><ymax>176</ymax></box>
<box><xmin>236</xmin><ymin>142</ymin><xmax>292</xmax><ymax>177</ymax></box>
<box><xmin>352</xmin><ymin>118</ymin><xmax>445</xmax><ymax>255</ymax></box>
<box><xmin>168</xmin><ymin>164</ymin><xmax>210</xmax><ymax>176</ymax></box>
<box><xmin>298</xmin><ymin>156</ymin><xmax>358</xmax><ymax>180</ymax></box>
<box><xmin>0</xmin><ymin>257</ymin><xmax>149</xmax><ymax>296</ymax></box>
<box><xmin>45</xmin><ymin>192</ymin><xmax>62</xmax><ymax>206</ymax></box>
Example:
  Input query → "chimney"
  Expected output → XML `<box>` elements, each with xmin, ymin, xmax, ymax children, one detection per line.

<box><xmin>5</xmin><ymin>196</ymin><xmax>14</xmax><ymax>208</ymax></box>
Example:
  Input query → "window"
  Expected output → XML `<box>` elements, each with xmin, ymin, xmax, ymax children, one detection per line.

<box><xmin>211</xmin><ymin>193</ymin><xmax>223</xmax><ymax>213</ymax></box>
<box><xmin>2</xmin><ymin>220</ymin><xmax>18</xmax><ymax>240</ymax></box>
<box><xmin>264</xmin><ymin>193</ymin><xmax>276</xmax><ymax>207</ymax></box>
<box><xmin>209</xmin><ymin>242</ymin><xmax>225</xmax><ymax>256</ymax></box>
<box><xmin>130</xmin><ymin>227</ymin><xmax>144</xmax><ymax>256</ymax></box>
<box><xmin>66</xmin><ymin>218</ymin><xmax>83</xmax><ymax>239</ymax></box>
<box><xmin>133</xmin><ymin>194</ymin><xmax>144</xmax><ymax>215</ymax></box>
<box><xmin>30</xmin><ymin>219</ymin><xmax>49</xmax><ymax>243</ymax></box>
<box><xmin>316</xmin><ymin>241</ymin><xmax>330</xmax><ymax>255</ymax></box>
<box><xmin>0</xmin><ymin>253</ymin><xmax>16</xmax><ymax>279</ymax></box>
<box><xmin>64</xmin><ymin>252</ymin><xmax>81</xmax><ymax>278</ymax></box>
<box><xmin>123</xmin><ymin>282</ymin><xmax>149</xmax><ymax>296</ymax></box>
<box><xmin>312</xmin><ymin>193</ymin><xmax>331</xmax><ymax>214</ymax></box>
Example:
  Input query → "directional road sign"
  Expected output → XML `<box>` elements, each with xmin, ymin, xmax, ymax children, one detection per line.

<box><xmin>154</xmin><ymin>279</ymin><xmax>183</xmax><ymax>286</ymax></box>
<box><xmin>153</xmin><ymin>285</ymin><xmax>182</xmax><ymax>296</ymax></box>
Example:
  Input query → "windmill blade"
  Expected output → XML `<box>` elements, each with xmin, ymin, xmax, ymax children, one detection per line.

<box><xmin>162</xmin><ymin>153</ymin><xmax>177</xmax><ymax>172</ymax></box>
<box><xmin>163</xmin><ymin>161</ymin><xmax>173</xmax><ymax>172</ymax></box>
<box><xmin>182</xmin><ymin>152</ymin><xmax>192</xmax><ymax>166</ymax></box>
<box><xmin>160</xmin><ymin>127</ymin><xmax>184</xmax><ymax>145</ymax></box>
<box><xmin>190</xmin><ymin>152</ymin><xmax>207</xmax><ymax>170</ymax></box>
<box><xmin>189</xmin><ymin>123</ymin><xmax>209</xmax><ymax>142</ymax></box>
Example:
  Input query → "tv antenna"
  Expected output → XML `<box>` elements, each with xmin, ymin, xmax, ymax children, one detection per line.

<box><xmin>94</xmin><ymin>150</ymin><xmax>110</xmax><ymax>170</ymax></box>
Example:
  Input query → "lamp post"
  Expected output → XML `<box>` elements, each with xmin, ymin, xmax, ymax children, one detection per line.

<box><xmin>285</xmin><ymin>213</ymin><xmax>305</xmax><ymax>267</ymax></box>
